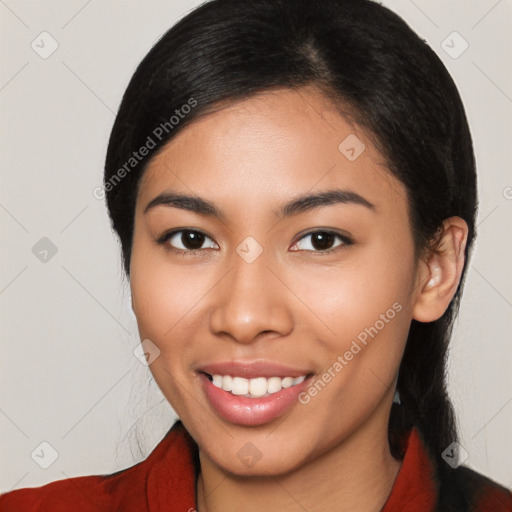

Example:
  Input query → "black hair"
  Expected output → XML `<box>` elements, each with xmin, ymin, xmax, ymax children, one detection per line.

<box><xmin>104</xmin><ymin>0</ymin><xmax>477</xmax><ymax>473</ymax></box>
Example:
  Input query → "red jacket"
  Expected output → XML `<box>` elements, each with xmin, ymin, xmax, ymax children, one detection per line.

<box><xmin>1</xmin><ymin>421</ymin><xmax>511</xmax><ymax>511</ymax></box>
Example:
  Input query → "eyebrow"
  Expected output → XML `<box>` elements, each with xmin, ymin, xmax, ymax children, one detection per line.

<box><xmin>143</xmin><ymin>188</ymin><xmax>376</xmax><ymax>220</ymax></box>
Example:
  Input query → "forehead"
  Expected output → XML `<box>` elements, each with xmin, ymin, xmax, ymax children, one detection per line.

<box><xmin>138</xmin><ymin>88</ymin><xmax>408</xmax><ymax>219</ymax></box>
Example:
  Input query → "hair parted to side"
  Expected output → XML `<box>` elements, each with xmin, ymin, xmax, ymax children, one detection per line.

<box><xmin>104</xmin><ymin>0</ymin><xmax>477</xmax><ymax>477</ymax></box>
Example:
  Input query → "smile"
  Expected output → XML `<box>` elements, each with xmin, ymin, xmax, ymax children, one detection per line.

<box><xmin>208</xmin><ymin>374</ymin><xmax>307</xmax><ymax>398</ymax></box>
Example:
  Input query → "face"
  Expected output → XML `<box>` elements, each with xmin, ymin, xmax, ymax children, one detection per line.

<box><xmin>130</xmin><ymin>87</ymin><xmax>421</xmax><ymax>476</ymax></box>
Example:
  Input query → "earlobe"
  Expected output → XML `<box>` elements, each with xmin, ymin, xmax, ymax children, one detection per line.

<box><xmin>413</xmin><ymin>217</ymin><xmax>469</xmax><ymax>323</ymax></box>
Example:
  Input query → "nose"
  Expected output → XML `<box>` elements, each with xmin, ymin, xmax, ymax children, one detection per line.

<box><xmin>209</xmin><ymin>251</ymin><xmax>294</xmax><ymax>345</ymax></box>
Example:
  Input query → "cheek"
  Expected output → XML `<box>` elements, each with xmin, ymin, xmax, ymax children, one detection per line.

<box><xmin>300</xmin><ymin>237</ymin><xmax>415</xmax><ymax>392</ymax></box>
<box><xmin>297</xmin><ymin>264</ymin><xmax>412</xmax><ymax>426</ymax></box>
<box><xmin>130</xmin><ymin>237</ymin><xmax>202</xmax><ymax>337</ymax></box>
<box><xmin>129</xmin><ymin>246</ymin><xmax>202</xmax><ymax>407</ymax></box>
<box><xmin>293</xmin><ymin>242</ymin><xmax>415</xmax><ymax>342</ymax></box>
<box><xmin>129</xmin><ymin>246</ymin><xmax>199</xmax><ymax>375</ymax></box>
<box><xmin>341</xmin><ymin>240</ymin><xmax>415</xmax><ymax>358</ymax></box>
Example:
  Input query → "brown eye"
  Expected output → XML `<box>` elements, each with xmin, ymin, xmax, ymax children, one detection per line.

<box><xmin>310</xmin><ymin>232</ymin><xmax>335</xmax><ymax>251</ymax></box>
<box><xmin>163</xmin><ymin>229</ymin><xmax>218</xmax><ymax>252</ymax></box>
<box><xmin>291</xmin><ymin>231</ymin><xmax>352</xmax><ymax>253</ymax></box>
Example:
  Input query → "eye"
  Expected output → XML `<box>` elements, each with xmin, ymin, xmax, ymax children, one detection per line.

<box><xmin>290</xmin><ymin>230</ymin><xmax>353</xmax><ymax>253</ymax></box>
<box><xmin>158</xmin><ymin>229</ymin><xmax>219</xmax><ymax>253</ymax></box>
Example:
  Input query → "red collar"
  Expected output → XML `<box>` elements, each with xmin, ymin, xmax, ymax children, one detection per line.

<box><xmin>146</xmin><ymin>421</ymin><xmax>197</xmax><ymax>511</ymax></box>
<box><xmin>146</xmin><ymin>421</ymin><xmax>437</xmax><ymax>511</ymax></box>
<box><xmin>381</xmin><ymin>427</ymin><xmax>437</xmax><ymax>511</ymax></box>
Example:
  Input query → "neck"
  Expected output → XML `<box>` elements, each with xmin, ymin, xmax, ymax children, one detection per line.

<box><xmin>196</xmin><ymin>415</ymin><xmax>402</xmax><ymax>512</ymax></box>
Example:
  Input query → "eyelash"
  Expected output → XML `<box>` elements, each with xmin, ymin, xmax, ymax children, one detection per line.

<box><xmin>156</xmin><ymin>228</ymin><xmax>354</xmax><ymax>256</ymax></box>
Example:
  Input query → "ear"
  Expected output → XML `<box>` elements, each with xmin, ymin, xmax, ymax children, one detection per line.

<box><xmin>413</xmin><ymin>217</ymin><xmax>469</xmax><ymax>323</ymax></box>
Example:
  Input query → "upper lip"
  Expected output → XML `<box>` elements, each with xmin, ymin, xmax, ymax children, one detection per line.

<box><xmin>197</xmin><ymin>360</ymin><xmax>313</xmax><ymax>379</ymax></box>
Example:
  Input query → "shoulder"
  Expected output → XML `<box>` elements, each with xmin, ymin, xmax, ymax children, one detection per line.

<box><xmin>437</xmin><ymin>464</ymin><xmax>512</xmax><ymax>511</ymax></box>
<box><xmin>0</xmin><ymin>473</ymin><xmax>114</xmax><ymax>512</ymax></box>
<box><xmin>0</xmin><ymin>421</ymin><xmax>197</xmax><ymax>512</ymax></box>
<box><xmin>391</xmin><ymin>427</ymin><xmax>512</xmax><ymax>512</ymax></box>
<box><xmin>0</xmin><ymin>459</ymin><xmax>151</xmax><ymax>512</ymax></box>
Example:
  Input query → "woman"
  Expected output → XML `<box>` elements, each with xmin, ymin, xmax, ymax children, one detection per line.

<box><xmin>1</xmin><ymin>0</ymin><xmax>511</xmax><ymax>510</ymax></box>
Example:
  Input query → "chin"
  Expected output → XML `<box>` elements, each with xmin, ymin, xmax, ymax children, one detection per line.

<box><xmin>207</xmin><ymin>445</ymin><xmax>307</xmax><ymax>478</ymax></box>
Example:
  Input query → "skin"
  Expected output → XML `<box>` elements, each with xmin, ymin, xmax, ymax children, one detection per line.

<box><xmin>130</xmin><ymin>87</ymin><xmax>468</xmax><ymax>512</ymax></box>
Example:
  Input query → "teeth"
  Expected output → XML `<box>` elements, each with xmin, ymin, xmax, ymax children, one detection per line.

<box><xmin>249</xmin><ymin>377</ymin><xmax>267</xmax><ymax>397</ymax></box>
<box><xmin>267</xmin><ymin>376</ymin><xmax>282</xmax><ymax>394</ymax></box>
<box><xmin>281</xmin><ymin>377</ymin><xmax>294</xmax><ymax>388</ymax></box>
<box><xmin>231</xmin><ymin>376</ymin><xmax>249</xmax><ymax>395</ymax></box>
<box><xmin>221</xmin><ymin>375</ymin><xmax>233</xmax><ymax>392</ymax></box>
<box><xmin>210</xmin><ymin>374</ymin><xmax>308</xmax><ymax>398</ymax></box>
<box><xmin>212</xmin><ymin>374</ymin><xmax>223</xmax><ymax>388</ymax></box>
<box><xmin>293</xmin><ymin>375</ymin><xmax>306</xmax><ymax>385</ymax></box>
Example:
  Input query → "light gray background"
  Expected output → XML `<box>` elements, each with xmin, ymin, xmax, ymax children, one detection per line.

<box><xmin>1</xmin><ymin>0</ymin><xmax>511</xmax><ymax>493</ymax></box>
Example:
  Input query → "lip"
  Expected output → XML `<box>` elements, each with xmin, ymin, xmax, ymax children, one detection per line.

<box><xmin>197</xmin><ymin>359</ymin><xmax>313</xmax><ymax>379</ymax></box>
<box><xmin>197</xmin><ymin>361</ymin><xmax>314</xmax><ymax>426</ymax></box>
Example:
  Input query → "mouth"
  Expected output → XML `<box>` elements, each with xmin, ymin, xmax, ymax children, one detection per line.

<box><xmin>203</xmin><ymin>373</ymin><xmax>308</xmax><ymax>398</ymax></box>
<box><xmin>196</xmin><ymin>361</ymin><xmax>315</xmax><ymax>426</ymax></box>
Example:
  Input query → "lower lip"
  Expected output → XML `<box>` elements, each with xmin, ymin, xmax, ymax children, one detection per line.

<box><xmin>199</xmin><ymin>373</ymin><xmax>312</xmax><ymax>426</ymax></box>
